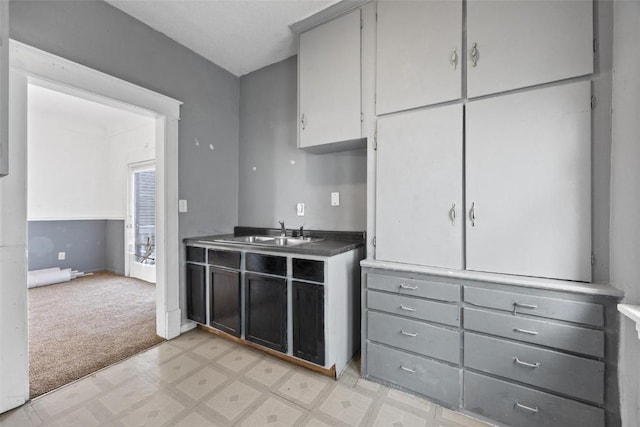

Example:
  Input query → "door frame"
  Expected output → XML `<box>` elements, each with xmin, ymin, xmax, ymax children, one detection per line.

<box><xmin>1</xmin><ymin>40</ymin><xmax>182</xmax><ymax>411</ymax></box>
<box><xmin>125</xmin><ymin>160</ymin><xmax>157</xmax><ymax>283</ymax></box>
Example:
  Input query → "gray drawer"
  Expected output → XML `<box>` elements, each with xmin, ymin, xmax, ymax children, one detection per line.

<box><xmin>464</xmin><ymin>372</ymin><xmax>604</xmax><ymax>427</ymax></box>
<box><xmin>368</xmin><ymin>290</ymin><xmax>460</xmax><ymax>327</ymax></box>
<box><xmin>464</xmin><ymin>308</ymin><xmax>604</xmax><ymax>358</ymax></box>
<box><xmin>368</xmin><ymin>273</ymin><xmax>460</xmax><ymax>302</ymax></box>
<box><xmin>464</xmin><ymin>287</ymin><xmax>603</xmax><ymax>327</ymax></box>
<box><xmin>368</xmin><ymin>311</ymin><xmax>460</xmax><ymax>364</ymax></box>
<box><xmin>464</xmin><ymin>333</ymin><xmax>604</xmax><ymax>404</ymax></box>
<box><xmin>367</xmin><ymin>342</ymin><xmax>461</xmax><ymax>407</ymax></box>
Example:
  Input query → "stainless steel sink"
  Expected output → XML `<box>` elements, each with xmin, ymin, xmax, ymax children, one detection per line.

<box><xmin>214</xmin><ymin>235</ymin><xmax>322</xmax><ymax>247</ymax></box>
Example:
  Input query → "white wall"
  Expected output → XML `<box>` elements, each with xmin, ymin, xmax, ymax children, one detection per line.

<box><xmin>610</xmin><ymin>0</ymin><xmax>640</xmax><ymax>425</ymax></box>
<box><xmin>27</xmin><ymin>107</ymin><xmax>155</xmax><ymax>221</ymax></box>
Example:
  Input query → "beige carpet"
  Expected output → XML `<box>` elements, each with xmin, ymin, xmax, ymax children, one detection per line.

<box><xmin>28</xmin><ymin>271</ymin><xmax>164</xmax><ymax>398</ymax></box>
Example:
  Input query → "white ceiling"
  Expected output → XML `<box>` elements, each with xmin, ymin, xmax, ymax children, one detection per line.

<box><xmin>28</xmin><ymin>84</ymin><xmax>154</xmax><ymax>136</ymax></box>
<box><xmin>105</xmin><ymin>0</ymin><xmax>340</xmax><ymax>77</ymax></box>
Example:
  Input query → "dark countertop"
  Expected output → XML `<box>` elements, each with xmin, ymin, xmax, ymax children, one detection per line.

<box><xmin>184</xmin><ymin>228</ymin><xmax>365</xmax><ymax>257</ymax></box>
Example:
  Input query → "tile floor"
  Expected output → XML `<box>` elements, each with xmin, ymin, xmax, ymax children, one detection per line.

<box><xmin>0</xmin><ymin>329</ymin><xmax>495</xmax><ymax>427</ymax></box>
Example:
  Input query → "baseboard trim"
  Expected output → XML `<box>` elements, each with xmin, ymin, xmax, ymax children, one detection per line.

<box><xmin>181</xmin><ymin>321</ymin><xmax>197</xmax><ymax>334</ymax></box>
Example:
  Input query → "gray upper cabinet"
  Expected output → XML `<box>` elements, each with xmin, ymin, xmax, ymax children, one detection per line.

<box><xmin>375</xmin><ymin>0</ymin><xmax>462</xmax><ymax>115</ymax></box>
<box><xmin>466</xmin><ymin>81</ymin><xmax>592</xmax><ymax>281</ymax></box>
<box><xmin>376</xmin><ymin>104</ymin><xmax>463</xmax><ymax>270</ymax></box>
<box><xmin>0</xmin><ymin>1</ymin><xmax>8</xmax><ymax>177</ymax></box>
<box><xmin>298</xmin><ymin>10</ymin><xmax>361</xmax><ymax>150</ymax></box>
<box><xmin>466</xmin><ymin>0</ymin><xmax>593</xmax><ymax>98</ymax></box>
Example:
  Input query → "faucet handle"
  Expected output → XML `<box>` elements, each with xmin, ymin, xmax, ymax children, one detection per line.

<box><xmin>299</xmin><ymin>226</ymin><xmax>304</xmax><ymax>238</ymax></box>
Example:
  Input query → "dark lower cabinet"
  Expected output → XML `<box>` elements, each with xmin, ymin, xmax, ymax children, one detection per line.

<box><xmin>186</xmin><ymin>263</ymin><xmax>206</xmax><ymax>324</ymax></box>
<box><xmin>245</xmin><ymin>273</ymin><xmax>287</xmax><ymax>353</ymax></box>
<box><xmin>292</xmin><ymin>281</ymin><xmax>325</xmax><ymax>365</ymax></box>
<box><xmin>210</xmin><ymin>267</ymin><xmax>241</xmax><ymax>337</ymax></box>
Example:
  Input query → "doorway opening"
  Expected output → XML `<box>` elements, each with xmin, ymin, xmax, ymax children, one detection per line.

<box><xmin>127</xmin><ymin>161</ymin><xmax>157</xmax><ymax>283</ymax></box>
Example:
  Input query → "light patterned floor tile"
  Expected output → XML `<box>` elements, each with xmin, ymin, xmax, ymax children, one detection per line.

<box><xmin>370</xmin><ymin>403</ymin><xmax>431</xmax><ymax>427</ymax></box>
<box><xmin>119</xmin><ymin>392</ymin><xmax>185</xmax><ymax>427</ymax></box>
<box><xmin>175</xmin><ymin>366</ymin><xmax>229</xmax><ymax>401</ymax></box>
<box><xmin>354</xmin><ymin>378</ymin><xmax>382</xmax><ymax>394</ymax></box>
<box><xmin>317</xmin><ymin>385</ymin><xmax>373</xmax><ymax>426</ymax></box>
<box><xmin>148</xmin><ymin>353</ymin><xmax>202</xmax><ymax>383</ymax></box>
<box><xmin>95</xmin><ymin>355</ymin><xmax>155</xmax><ymax>386</ymax></box>
<box><xmin>215</xmin><ymin>347</ymin><xmax>262</xmax><ymax>373</ymax></box>
<box><xmin>243</xmin><ymin>357</ymin><xmax>292</xmax><ymax>388</ymax></box>
<box><xmin>435</xmin><ymin>407</ymin><xmax>494</xmax><ymax>427</ymax></box>
<box><xmin>32</xmin><ymin>376</ymin><xmax>103</xmax><ymax>418</ymax></box>
<box><xmin>204</xmin><ymin>380</ymin><xmax>262</xmax><ymax>422</ymax></box>
<box><xmin>141</xmin><ymin>341</ymin><xmax>184</xmax><ymax>365</ymax></box>
<box><xmin>98</xmin><ymin>376</ymin><xmax>164</xmax><ymax>416</ymax></box>
<box><xmin>0</xmin><ymin>404</ymin><xmax>44</xmax><ymax>427</ymax></box>
<box><xmin>192</xmin><ymin>337</ymin><xmax>235</xmax><ymax>361</ymax></box>
<box><xmin>387</xmin><ymin>389</ymin><xmax>435</xmax><ymax>416</ymax></box>
<box><xmin>51</xmin><ymin>406</ymin><xmax>103</xmax><ymax>427</ymax></box>
<box><xmin>172</xmin><ymin>411</ymin><xmax>224</xmax><ymax>427</ymax></box>
<box><xmin>238</xmin><ymin>396</ymin><xmax>306</xmax><ymax>427</ymax></box>
<box><xmin>275</xmin><ymin>370</ymin><xmax>332</xmax><ymax>409</ymax></box>
<box><xmin>169</xmin><ymin>329</ymin><xmax>211</xmax><ymax>350</ymax></box>
<box><xmin>301</xmin><ymin>416</ymin><xmax>335</xmax><ymax>427</ymax></box>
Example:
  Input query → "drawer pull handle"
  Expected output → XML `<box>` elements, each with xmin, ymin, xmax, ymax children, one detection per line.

<box><xmin>513</xmin><ymin>328</ymin><xmax>539</xmax><ymax>336</ymax></box>
<box><xmin>399</xmin><ymin>283</ymin><xmax>418</xmax><ymax>290</ymax></box>
<box><xmin>515</xmin><ymin>401</ymin><xmax>539</xmax><ymax>413</ymax></box>
<box><xmin>400</xmin><ymin>305</ymin><xmax>416</xmax><ymax>312</ymax></box>
<box><xmin>400</xmin><ymin>365</ymin><xmax>416</xmax><ymax>373</ymax></box>
<box><xmin>513</xmin><ymin>302</ymin><xmax>538</xmax><ymax>314</ymax></box>
<box><xmin>401</xmin><ymin>330</ymin><xmax>418</xmax><ymax>337</ymax></box>
<box><xmin>514</xmin><ymin>357</ymin><xmax>540</xmax><ymax>369</ymax></box>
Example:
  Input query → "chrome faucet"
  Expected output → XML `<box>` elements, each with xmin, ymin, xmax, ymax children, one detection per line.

<box><xmin>298</xmin><ymin>226</ymin><xmax>304</xmax><ymax>238</ymax></box>
<box><xmin>279</xmin><ymin>221</ymin><xmax>286</xmax><ymax>237</ymax></box>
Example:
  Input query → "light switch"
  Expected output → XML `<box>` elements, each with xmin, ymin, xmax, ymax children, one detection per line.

<box><xmin>179</xmin><ymin>199</ymin><xmax>188</xmax><ymax>213</ymax></box>
<box><xmin>331</xmin><ymin>192</ymin><xmax>340</xmax><ymax>206</ymax></box>
<box><xmin>297</xmin><ymin>203</ymin><xmax>305</xmax><ymax>216</ymax></box>
<box><xmin>58</xmin><ymin>252</ymin><xmax>65</xmax><ymax>260</ymax></box>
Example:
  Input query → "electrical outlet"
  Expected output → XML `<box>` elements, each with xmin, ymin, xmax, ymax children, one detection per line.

<box><xmin>331</xmin><ymin>192</ymin><xmax>340</xmax><ymax>206</ymax></box>
<box><xmin>58</xmin><ymin>252</ymin><xmax>66</xmax><ymax>261</ymax></box>
<box><xmin>179</xmin><ymin>199</ymin><xmax>188</xmax><ymax>212</ymax></box>
<box><xmin>296</xmin><ymin>203</ymin><xmax>305</xmax><ymax>216</ymax></box>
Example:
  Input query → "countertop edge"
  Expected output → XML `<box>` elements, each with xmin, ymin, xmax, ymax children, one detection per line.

<box><xmin>361</xmin><ymin>259</ymin><xmax>624</xmax><ymax>298</ymax></box>
<box><xmin>618</xmin><ymin>304</ymin><xmax>640</xmax><ymax>340</ymax></box>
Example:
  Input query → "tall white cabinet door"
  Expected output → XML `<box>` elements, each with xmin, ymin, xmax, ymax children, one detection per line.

<box><xmin>0</xmin><ymin>0</ymin><xmax>8</xmax><ymax>176</ymax></box>
<box><xmin>466</xmin><ymin>82</ymin><xmax>592</xmax><ymax>282</ymax></box>
<box><xmin>298</xmin><ymin>10</ymin><xmax>361</xmax><ymax>149</ymax></box>
<box><xmin>376</xmin><ymin>0</ymin><xmax>462</xmax><ymax>115</ymax></box>
<box><xmin>467</xmin><ymin>0</ymin><xmax>593</xmax><ymax>98</ymax></box>
<box><xmin>376</xmin><ymin>104</ymin><xmax>463</xmax><ymax>269</ymax></box>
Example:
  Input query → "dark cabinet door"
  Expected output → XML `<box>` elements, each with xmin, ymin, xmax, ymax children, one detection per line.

<box><xmin>210</xmin><ymin>267</ymin><xmax>241</xmax><ymax>337</ymax></box>
<box><xmin>186</xmin><ymin>263</ymin><xmax>206</xmax><ymax>324</ymax></box>
<box><xmin>292</xmin><ymin>281</ymin><xmax>325</xmax><ymax>365</ymax></box>
<box><xmin>245</xmin><ymin>273</ymin><xmax>287</xmax><ymax>353</ymax></box>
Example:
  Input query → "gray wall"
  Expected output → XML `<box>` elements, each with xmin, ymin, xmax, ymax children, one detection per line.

<box><xmin>10</xmin><ymin>0</ymin><xmax>240</xmax><ymax>320</ymax></box>
<box><xmin>238</xmin><ymin>56</ymin><xmax>367</xmax><ymax>232</ymax></box>
<box><xmin>610</xmin><ymin>0</ymin><xmax>640</xmax><ymax>425</ymax></box>
<box><xmin>28</xmin><ymin>220</ymin><xmax>124</xmax><ymax>274</ymax></box>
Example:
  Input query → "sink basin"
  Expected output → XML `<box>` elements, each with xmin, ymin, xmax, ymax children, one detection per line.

<box><xmin>214</xmin><ymin>235</ymin><xmax>322</xmax><ymax>247</ymax></box>
<box><xmin>238</xmin><ymin>236</ymin><xmax>275</xmax><ymax>243</ymax></box>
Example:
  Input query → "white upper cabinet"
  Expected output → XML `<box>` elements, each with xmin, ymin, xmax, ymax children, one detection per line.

<box><xmin>298</xmin><ymin>10</ymin><xmax>362</xmax><ymax>151</ymax></box>
<box><xmin>465</xmin><ymin>82</ymin><xmax>592</xmax><ymax>282</ymax></box>
<box><xmin>376</xmin><ymin>104</ymin><xmax>463</xmax><ymax>270</ymax></box>
<box><xmin>376</xmin><ymin>0</ymin><xmax>462</xmax><ymax>115</ymax></box>
<box><xmin>466</xmin><ymin>0</ymin><xmax>593</xmax><ymax>98</ymax></box>
<box><xmin>0</xmin><ymin>1</ymin><xmax>8</xmax><ymax>177</ymax></box>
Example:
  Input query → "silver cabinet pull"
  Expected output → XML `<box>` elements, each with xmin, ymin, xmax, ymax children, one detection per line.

<box><xmin>470</xmin><ymin>42</ymin><xmax>479</xmax><ymax>67</ymax></box>
<box><xmin>401</xmin><ymin>330</ymin><xmax>418</xmax><ymax>337</ymax></box>
<box><xmin>470</xmin><ymin>202</ymin><xmax>476</xmax><ymax>227</ymax></box>
<box><xmin>514</xmin><ymin>357</ymin><xmax>540</xmax><ymax>369</ymax></box>
<box><xmin>300</xmin><ymin>113</ymin><xmax>306</xmax><ymax>130</ymax></box>
<box><xmin>450</xmin><ymin>203</ymin><xmax>456</xmax><ymax>225</ymax></box>
<box><xmin>513</xmin><ymin>328</ymin><xmax>539</xmax><ymax>336</ymax></box>
<box><xmin>515</xmin><ymin>401</ymin><xmax>539</xmax><ymax>413</ymax></box>
<box><xmin>513</xmin><ymin>301</ymin><xmax>538</xmax><ymax>315</ymax></box>
<box><xmin>399</xmin><ymin>283</ymin><xmax>418</xmax><ymax>290</ymax></box>
<box><xmin>450</xmin><ymin>48</ymin><xmax>458</xmax><ymax>70</ymax></box>
<box><xmin>400</xmin><ymin>365</ymin><xmax>416</xmax><ymax>373</ymax></box>
<box><xmin>400</xmin><ymin>305</ymin><xmax>416</xmax><ymax>312</ymax></box>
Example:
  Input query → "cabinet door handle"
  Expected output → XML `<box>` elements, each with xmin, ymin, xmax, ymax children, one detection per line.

<box><xmin>300</xmin><ymin>113</ymin><xmax>306</xmax><ymax>130</ymax></box>
<box><xmin>515</xmin><ymin>401</ymin><xmax>539</xmax><ymax>413</ymax></box>
<box><xmin>400</xmin><ymin>365</ymin><xmax>416</xmax><ymax>373</ymax></box>
<box><xmin>513</xmin><ymin>328</ymin><xmax>539</xmax><ymax>336</ymax></box>
<box><xmin>470</xmin><ymin>42</ymin><xmax>479</xmax><ymax>67</ymax></box>
<box><xmin>400</xmin><ymin>305</ymin><xmax>416</xmax><ymax>312</ymax></box>
<box><xmin>450</xmin><ymin>203</ymin><xmax>456</xmax><ymax>225</ymax></box>
<box><xmin>450</xmin><ymin>48</ymin><xmax>458</xmax><ymax>70</ymax></box>
<box><xmin>399</xmin><ymin>283</ymin><xmax>418</xmax><ymax>290</ymax></box>
<box><xmin>513</xmin><ymin>302</ymin><xmax>538</xmax><ymax>314</ymax></box>
<box><xmin>514</xmin><ymin>357</ymin><xmax>540</xmax><ymax>369</ymax></box>
<box><xmin>470</xmin><ymin>202</ymin><xmax>476</xmax><ymax>227</ymax></box>
<box><xmin>400</xmin><ymin>330</ymin><xmax>418</xmax><ymax>337</ymax></box>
